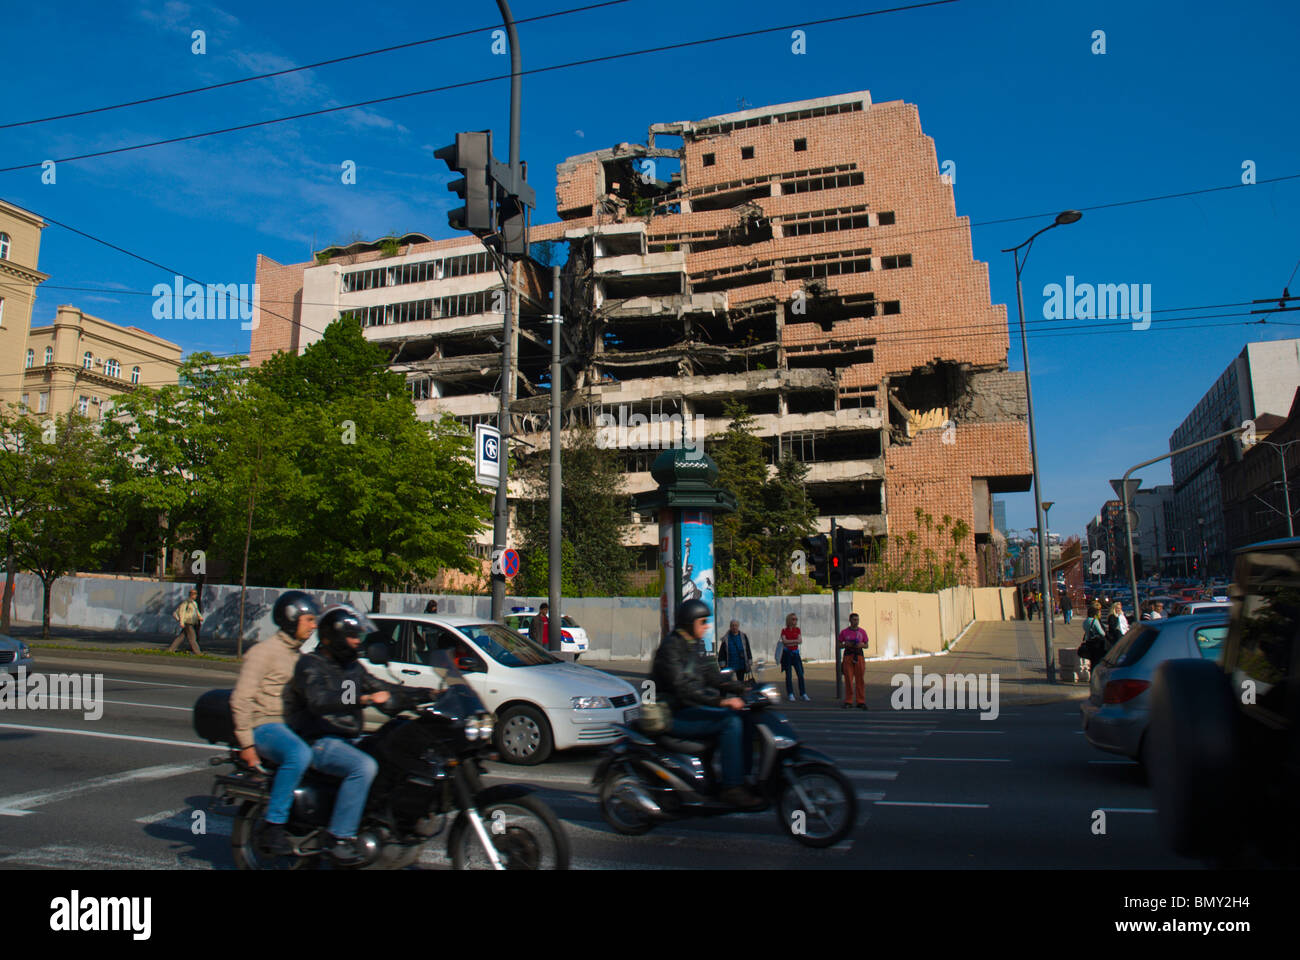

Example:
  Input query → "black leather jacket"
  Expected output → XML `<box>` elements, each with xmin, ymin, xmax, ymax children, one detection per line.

<box><xmin>652</xmin><ymin>627</ymin><xmax>743</xmax><ymax>712</ymax></box>
<box><xmin>285</xmin><ymin>650</ymin><xmax>411</xmax><ymax>742</ymax></box>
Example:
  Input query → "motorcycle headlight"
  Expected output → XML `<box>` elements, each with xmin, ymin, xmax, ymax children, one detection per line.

<box><xmin>760</xmin><ymin>684</ymin><xmax>782</xmax><ymax>705</ymax></box>
<box><xmin>571</xmin><ymin>696</ymin><xmax>612</xmax><ymax>710</ymax></box>
<box><xmin>464</xmin><ymin>719</ymin><xmax>482</xmax><ymax>741</ymax></box>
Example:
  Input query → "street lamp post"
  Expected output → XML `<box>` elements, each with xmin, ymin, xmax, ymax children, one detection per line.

<box><xmin>1043</xmin><ymin>501</ymin><xmax>1055</xmax><ymax>618</ymax></box>
<box><xmin>1003</xmin><ymin>211</ymin><xmax>1081</xmax><ymax>684</ymax></box>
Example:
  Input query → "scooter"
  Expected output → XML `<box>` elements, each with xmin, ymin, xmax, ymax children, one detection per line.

<box><xmin>592</xmin><ymin>661</ymin><xmax>857</xmax><ymax>848</ymax></box>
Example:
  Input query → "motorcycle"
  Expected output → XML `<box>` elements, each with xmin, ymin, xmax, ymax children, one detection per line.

<box><xmin>194</xmin><ymin>645</ymin><xmax>570</xmax><ymax>870</ymax></box>
<box><xmin>593</xmin><ymin>660</ymin><xmax>857</xmax><ymax>848</ymax></box>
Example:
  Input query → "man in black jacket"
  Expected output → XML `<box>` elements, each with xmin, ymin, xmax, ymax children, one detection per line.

<box><xmin>285</xmin><ymin>605</ymin><xmax>411</xmax><ymax>865</ymax></box>
<box><xmin>652</xmin><ymin>599</ymin><xmax>763</xmax><ymax>809</ymax></box>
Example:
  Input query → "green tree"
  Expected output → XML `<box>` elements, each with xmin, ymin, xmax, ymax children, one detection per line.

<box><xmin>711</xmin><ymin>401</ymin><xmax>768</xmax><ymax>591</ymax></box>
<box><xmin>6</xmin><ymin>413</ymin><xmax>122</xmax><ymax>637</ymax></box>
<box><xmin>515</xmin><ymin>424</ymin><xmax>632</xmax><ymax>596</ymax></box>
<box><xmin>763</xmin><ymin>450</ymin><xmax>819</xmax><ymax>587</ymax></box>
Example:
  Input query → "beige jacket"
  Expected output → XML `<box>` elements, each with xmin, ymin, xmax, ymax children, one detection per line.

<box><xmin>230</xmin><ymin>630</ymin><xmax>304</xmax><ymax>749</ymax></box>
<box><xmin>174</xmin><ymin>599</ymin><xmax>203</xmax><ymax>626</ymax></box>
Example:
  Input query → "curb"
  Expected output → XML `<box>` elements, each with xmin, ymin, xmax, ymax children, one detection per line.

<box><xmin>30</xmin><ymin>643</ymin><xmax>243</xmax><ymax>672</ymax></box>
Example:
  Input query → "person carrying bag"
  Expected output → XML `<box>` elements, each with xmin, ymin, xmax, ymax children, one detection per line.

<box><xmin>1076</xmin><ymin>601</ymin><xmax>1108</xmax><ymax>669</ymax></box>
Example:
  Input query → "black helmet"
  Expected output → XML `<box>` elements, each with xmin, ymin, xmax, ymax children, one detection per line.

<box><xmin>317</xmin><ymin>605</ymin><xmax>377</xmax><ymax>661</ymax></box>
<box><xmin>675</xmin><ymin>598</ymin><xmax>712</xmax><ymax>631</ymax></box>
<box><xmin>273</xmin><ymin>590</ymin><xmax>322</xmax><ymax>634</ymax></box>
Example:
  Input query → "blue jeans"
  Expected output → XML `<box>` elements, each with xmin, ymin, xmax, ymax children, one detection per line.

<box><xmin>1063</xmin><ymin>607</ymin><xmax>1073</xmax><ymax>624</ymax></box>
<box><xmin>309</xmin><ymin>736</ymin><xmax>378</xmax><ymax>839</ymax></box>
<box><xmin>671</xmin><ymin>705</ymin><xmax>753</xmax><ymax>787</ymax></box>
<box><xmin>782</xmin><ymin>650</ymin><xmax>806</xmax><ymax>696</ymax></box>
<box><xmin>253</xmin><ymin>723</ymin><xmax>312</xmax><ymax>825</ymax></box>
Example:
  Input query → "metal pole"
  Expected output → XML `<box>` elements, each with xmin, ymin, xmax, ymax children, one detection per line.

<box><xmin>832</xmin><ymin>518</ymin><xmax>842</xmax><ymax>702</ymax></box>
<box><xmin>1013</xmin><ymin>251</ymin><xmax>1055</xmax><ymax>683</ymax></box>
<box><xmin>490</xmin><ymin>0</ymin><xmax>522</xmax><ymax>623</ymax></box>
<box><xmin>549</xmin><ymin>264</ymin><xmax>562</xmax><ymax>652</ymax></box>
<box><xmin>1280</xmin><ymin>444</ymin><xmax>1294</xmax><ymax>538</ymax></box>
<box><xmin>1123</xmin><ymin>483</ymin><xmax>1138</xmax><ymax>622</ymax></box>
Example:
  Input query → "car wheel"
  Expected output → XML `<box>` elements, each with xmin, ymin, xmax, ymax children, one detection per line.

<box><xmin>495</xmin><ymin>704</ymin><xmax>553</xmax><ymax>765</ymax></box>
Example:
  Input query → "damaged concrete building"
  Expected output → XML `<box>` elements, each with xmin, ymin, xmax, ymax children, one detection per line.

<box><xmin>249</xmin><ymin>90</ymin><xmax>1031</xmax><ymax>585</ymax></box>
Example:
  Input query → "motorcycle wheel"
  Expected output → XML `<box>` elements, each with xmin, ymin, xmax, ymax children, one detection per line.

<box><xmin>598</xmin><ymin>769</ymin><xmax>657</xmax><ymax>836</ymax></box>
<box><xmin>230</xmin><ymin>800</ymin><xmax>318</xmax><ymax>870</ymax></box>
<box><xmin>776</xmin><ymin>762</ymin><xmax>857</xmax><ymax>849</ymax></box>
<box><xmin>450</xmin><ymin>795</ymin><xmax>571</xmax><ymax>870</ymax></box>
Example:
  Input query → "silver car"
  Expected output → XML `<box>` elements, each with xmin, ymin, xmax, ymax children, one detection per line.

<box><xmin>1080</xmin><ymin>612</ymin><xmax>1228</xmax><ymax>768</ymax></box>
<box><xmin>0</xmin><ymin>634</ymin><xmax>33</xmax><ymax>675</ymax></box>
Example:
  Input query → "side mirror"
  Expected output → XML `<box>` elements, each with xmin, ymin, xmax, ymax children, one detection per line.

<box><xmin>457</xmin><ymin>653</ymin><xmax>488</xmax><ymax>674</ymax></box>
<box><xmin>365</xmin><ymin>641</ymin><xmax>390</xmax><ymax>666</ymax></box>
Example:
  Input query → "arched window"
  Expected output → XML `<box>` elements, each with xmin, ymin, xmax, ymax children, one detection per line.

<box><xmin>25</xmin><ymin>348</ymin><xmax>34</xmax><ymax>368</ymax></box>
<box><xmin>106</xmin><ymin>358</ymin><xmax>121</xmax><ymax>378</ymax></box>
<box><xmin>131</xmin><ymin>366</ymin><xmax>141</xmax><ymax>385</ymax></box>
<box><xmin>44</xmin><ymin>346</ymin><xmax>53</xmax><ymax>365</ymax></box>
<box><xmin>83</xmin><ymin>351</ymin><xmax>93</xmax><ymax>370</ymax></box>
<box><xmin>0</xmin><ymin>233</ymin><xmax>10</xmax><ymax>260</ymax></box>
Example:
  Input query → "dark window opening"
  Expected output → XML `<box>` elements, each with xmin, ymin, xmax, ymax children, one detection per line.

<box><xmin>602</xmin><ymin>273</ymin><xmax>683</xmax><ymax>299</ymax></box>
<box><xmin>877</xmin><ymin>211</ymin><xmax>895</xmax><ymax>226</ymax></box>
<box><xmin>881</xmin><ymin>254</ymin><xmax>912</xmax><ymax>270</ymax></box>
<box><xmin>702</xmin><ymin>153</ymin><xmax>716</xmax><ymax>167</ymax></box>
<box><xmin>785</xmin><ymin>390</ymin><xmax>835</xmax><ymax>415</ymax></box>
<box><xmin>784</xmin><ymin>213</ymin><xmax>871</xmax><ymax>237</ymax></box>
<box><xmin>882</xmin><ymin>300</ymin><xmax>901</xmax><ymax>315</ymax></box>
<box><xmin>603</xmin><ymin>319</ymin><xmax>686</xmax><ymax>351</ymax></box>
<box><xmin>741</xmin><ymin>146</ymin><xmax>755</xmax><ymax>160</ymax></box>
<box><xmin>786</xmin><ymin>346</ymin><xmax>874</xmax><ymax>369</ymax></box>
<box><xmin>793</xmin><ymin>138</ymin><xmax>807</xmax><ymax>152</ymax></box>
<box><xmin>810</xmin><ymin>482</ymin><xmax>883</xmax><ymax>516</ymax></box>
<box><xmin>786</xmin><ymin>257</ymin><xmax>871</xmax><ymax>281</ymax></box>
<box><xmin>692</xmin><ymin>270</ymin><xmax>775</xmax><ymax>293</ymax></box>
<box><xmin>692</xmin><ymin>314</ymin><xmax>778</xmax><ymax>348</ymax></box>
<box><xmin>690</xmin><ymin>185</ymin><xmax>771</xmax><ymax>212</ymax></box>
<box><xmin>780</xmin><ymin>171</ymin><xmax>865</xmax><ymax>195</ymax></box>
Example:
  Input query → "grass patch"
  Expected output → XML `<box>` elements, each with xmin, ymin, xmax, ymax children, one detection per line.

<box><xmin>29</xmin><ymin>640</ymin><xmax>240</xmax><ymax>663</ymax></box>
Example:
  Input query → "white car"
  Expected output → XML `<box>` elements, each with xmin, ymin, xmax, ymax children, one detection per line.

<box><xmin>502</xmin><ymin>607</ymin><xmax>589</xmax><ymax>658</ymax></box>
<box><xmin>348</xmin><ymin>614</ymin><xmax>636</xmax><ymax>765</ymax></box>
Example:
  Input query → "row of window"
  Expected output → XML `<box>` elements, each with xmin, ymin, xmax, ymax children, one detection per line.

<box><xmin>23</xmin><ymin>349</ymin><xmax>140</xmax><ymax>382</ymax></box>
<box><xmin>342</xmin><ymin>288</ymin><xmax>501</xmax><ymax>328</ymax></box>
<box><xmin>701</xmin><ymin>137</ymin><xmax>810</xmax><ymax>167</ymax></box>
<box><xmin>341</xmin><ymin>252</ymin><xmax>494</xmax><ymax>292</ymax></box>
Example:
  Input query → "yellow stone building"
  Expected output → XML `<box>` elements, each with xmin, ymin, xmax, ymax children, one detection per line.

<box><xmin>0</xmin><ymin>199</ymin><xmax>49</xmax><ymax>411</ymax></box>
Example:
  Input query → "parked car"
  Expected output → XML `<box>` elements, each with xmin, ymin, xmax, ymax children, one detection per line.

<box><xmin>308</xmin><ymin>613</ymin><xmax>636</xmax><ymax>765</ymax></box>
<box><xmin>502</xmin><ymin>607</ymin><xmax>589</xmax><ymax>659</ymax></box>
<box><xmin>1081</xmin><ymin>612</ymin><xmax>1228</xmax><ymax>770</ymax></box>
<box><xmin>1169</xmin><ymin>600</ymin><xmax>1229</xmax><ymax>618</ymax></box>
<box><xmin>0</xmin><ymin>634</ymin><xmax>33</xmax><ymax>674</ymax></box>
<box><xmin>1149</xmin><ymin>537</ymin><xmax>1300</xmax><ymax>866</ymax></box>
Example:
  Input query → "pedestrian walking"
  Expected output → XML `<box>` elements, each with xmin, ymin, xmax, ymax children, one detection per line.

<box><xmin>717</xmin><ymin>620</ymin><xmax>753</xmax><ymax>682</ymax></box>
<box><xmin>529</xmin><ymin>603</ymin><xmax>550</xmax><ymax>647</ymax></box>
<box><xmin>1077</xmin><ymin>601</ymin><xmax>1108</xmax><ymax>669</ymax></box>
<box><xmin>838</xmin><ymin>612</ymin><xmax>869</xmax><ymax>709</ymax></box>
<box><xmin>778</xmin><ymin>613</ymin><xmax>809</xmax><ymax>702</ymax></box>
<box><xmin>169</xmin><ymin>588</ymin><xmax>204</xmax><ymax>654</ymax></box>
<box><xmin>1061</xmin><ymin>590</ymin><xmax>1073</xmax><ymax>625</ymax></box>
<box><xmin>1024</xmin><ymin>590</ymin><xmax>1036</xmax><ymax>621</ymax></box>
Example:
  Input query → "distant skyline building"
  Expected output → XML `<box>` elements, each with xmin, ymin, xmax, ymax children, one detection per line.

<box><xmin>1170</xmin><ymin>339</ymin><xmax>1300</xmax><ymax>576</ymax></box>
<box><xmin>993</xmin><ymin>498</ymin><xmax>1007</xmax><ymax>536</ymax></box>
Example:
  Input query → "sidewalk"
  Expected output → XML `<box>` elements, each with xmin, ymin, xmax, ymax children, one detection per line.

<box><xmin>13</xmin><ymin>618</ymin><xmax>1090</xmax><ymax>706</ymax></box>
<box><xmin>598</xmin><ymin>618</ymin><xmax>1089</xmax><ymax>709</ymax></box>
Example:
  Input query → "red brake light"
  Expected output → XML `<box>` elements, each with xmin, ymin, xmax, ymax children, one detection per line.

<box><xmin>1102</xmin><ymin>679</ymin><xmax>1151</xmax><ymax>704</ymax></box>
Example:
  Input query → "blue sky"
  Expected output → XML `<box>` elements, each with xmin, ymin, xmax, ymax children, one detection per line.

<box><xmin>3</xmin><ymin>0</ymin><xmax>1298</xmax><ymax>540</ymax></box>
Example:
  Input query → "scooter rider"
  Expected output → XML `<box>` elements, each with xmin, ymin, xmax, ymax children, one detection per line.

<box><xmin>230</xmin><ymin>590</ymin><xmax>322</xmax><ymax>855</ymax></box>
<box><xmin>652</xmin><ymin>599</ymin><xmax>764</xmax><ymax>810</ymax></box>
<box><xmin>284</xmin><ymin>604</ymin><xmax>413</xmax><ymax>865</ymax></box>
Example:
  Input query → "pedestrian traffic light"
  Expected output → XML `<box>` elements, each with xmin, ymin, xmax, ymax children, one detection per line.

<box><xmin>802</xmin><ymin>534</ymin><xmax>829</xmax><ymax>586</ymax></box>
<box><xmin>434</xmin><ymin>131</ymin><xmax>493</xmax><ymax>236</ymax></box>
<box><xmin>835</xmin><ymin>527</ymin><xmax>867</xmax><ymax>586</ymax></box>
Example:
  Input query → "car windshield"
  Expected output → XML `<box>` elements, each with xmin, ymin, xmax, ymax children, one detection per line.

<box><xmin>561</xmin><ymin>615</ymin><xmax>579</xmax><ymax>628</ymax></box>
<box><xmin>459</xmin><ymin>622</ymin><xmax>558</xmax><ymax>667</ymax></box>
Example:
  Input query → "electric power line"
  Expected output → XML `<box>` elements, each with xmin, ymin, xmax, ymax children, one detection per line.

<box><xmin>0</xmin><ymin>0</ymin><xmax>633</xmax><ymax>131</ymax></box>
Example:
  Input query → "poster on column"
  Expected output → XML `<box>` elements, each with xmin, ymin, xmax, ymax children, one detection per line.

<box><xmin>658</xmin><ymin>509</ymin><xmax>674</xmax><ymax>641</ymax></box>
<box><xmin>680</xmin><ymin>510</ymin><xmax>716</xmax><ymax>652</ymax></box>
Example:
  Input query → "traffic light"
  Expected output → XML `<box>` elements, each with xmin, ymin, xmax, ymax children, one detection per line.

<box><xmin>802</xmin><ymin>534</ymin><xmax>829</xmax><ymax>586</ymax></box>
<box><xmin>835</xmin><ymin>527</ymin><xmax>867</xmax><ymax>587</ymax></box>
<box><xmin>434</xmin><ymin>131</ymin><xmax>493</xmax><ymax>236</ymax></box>
<box><xmin>489</xmin><ymin>161</ymin><xmax>530</xmax><ymax>257</ymax></box>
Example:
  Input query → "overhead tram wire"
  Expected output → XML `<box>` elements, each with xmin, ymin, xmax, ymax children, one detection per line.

<box><xmin>0</xmin><ymin>0</ymin><xmax>962</xmax><ymax>174</ymax></box>
<box><xmin>0</xmin><ymin>0</ymin><xmax>634</xmax><ymax>131</ymax></box>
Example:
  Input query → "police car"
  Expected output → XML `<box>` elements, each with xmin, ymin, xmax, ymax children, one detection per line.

<box><xmin>503</xmin><ymin>606</ymin><xmax>589</xmax><ymax>658</ymax></box>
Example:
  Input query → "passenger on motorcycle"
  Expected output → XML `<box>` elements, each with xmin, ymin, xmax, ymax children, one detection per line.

<box><xmin>651</xmin><ymin>599</ymin><xmax>764</xmax><ymax>810</ymax></box>
<box><xmin>230</xmin><ymin>590</ymin><xmax>322</xmax><ymax>856</ymax></box>
<box><xmin>284</xmin><ymin>604</ymin><xmax>412</xmax><ymax>865</ymax></box>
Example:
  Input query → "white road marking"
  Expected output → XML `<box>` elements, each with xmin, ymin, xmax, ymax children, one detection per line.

<box><xmin>134</xmin><ymin>806</ymin><xmax>188</xmax><ymax>824</ymax></box>
<box><xmin>857</xmin><ymin>791</ymin><xmax>886</xmax><ymax>801</ymax></box>
<box><xmin>874</xmin><ymin>800</ymin><xmax>990</xmax><ymax>809</ymax></box>
<box><xmin>101</xmin><ymin>677</ymin><xmax>200</xmax><ymax>689</ymax></box>
<box><xmin>100</xmin><ymin>699</ymin><xmax>191</xmax><ymax>712</ymax></box>
<box><xmin>0</xmin><ymin>762</ymin><xmax>206</xmax><ymax>816</ymax></box>
<box><xmin>900</xmin><ymin>756</ymin><xmax>1011</xmax><ymax>763</ymax></box>
<box><xmin>842</xmin><ymin>769</ymin><xmax>899</xmax><ymax>780</ymax></box>
<box><xmin>0</xmin><ymin>721</ymin><xmax>220</xmax><ymax>752</ymax></box>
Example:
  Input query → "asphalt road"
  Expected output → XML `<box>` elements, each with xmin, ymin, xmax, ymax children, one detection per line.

<box><xmin>0</xmin><ymin>654</ymin><xmax>1201</xmax><ymax>870</ymax></box>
